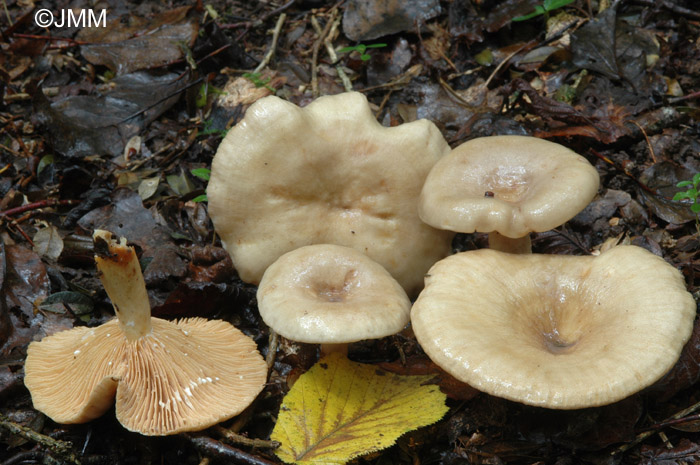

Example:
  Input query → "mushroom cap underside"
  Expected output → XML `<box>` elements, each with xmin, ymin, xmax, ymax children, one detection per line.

<box><xmin>207</xmin><ymin>92</ymin><xmax>453</xmax><ymax>296</ymax></box>
<box><xmin>410</xmin><ymin>245</ymin><xmax>696</xmax><ymax>409</ymax></box>
<box><xmin>24</xmin><ymin>317</ymin><xmax>267</xmax><ymax>435</ymax></box>
<box><xmin>419</xmin><ymin>135</ymin><xmax>600</xmax><ymax>238</ymax></box>
<box><xmin>257</xmin><ymin>244</ymin><xmax>411</xmax><ymax>343</ymax></box>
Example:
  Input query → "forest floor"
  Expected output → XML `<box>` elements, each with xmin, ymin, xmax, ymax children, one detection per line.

<box><xmin>1</xmin><ymin>0</ymin><xmax>700</xmax><ymax>464</ymax></box>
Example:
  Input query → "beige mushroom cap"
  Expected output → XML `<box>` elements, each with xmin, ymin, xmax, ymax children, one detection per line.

<box><xmin>419</xmin><ymin>135</ymin><xmax>600</xmax><ymax>238</ymax></box>
<box><xmin>257</xmin><ymin>244</ymin><xmax>411</xmax><ymax>344</ymax></box>
<box><xmin>207</xmin><ymin>92</ymin><xmax>453</xmax><ymax>296</ymax></box>
<box><xmin>411</xmin><ymin>246</ymin><xmax>696</xmax><ymax>409</ymax></box>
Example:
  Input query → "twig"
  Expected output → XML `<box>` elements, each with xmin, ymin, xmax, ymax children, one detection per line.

<box><xmin>311</xmin><ymin>14</ymin><xmax>352</xmax><ymax>92</ymax></box>
<box><xmin>219</xmin><ymin>0</ymin><xmax>295</xmax><ymax>30</ymax></box>
<box><xmin>628</xmin><ymin>120</ymin><xmax>657</xmax><ymax>163</ymax></box>
<box><xmin>9</xmin><ymin>33</ymin><xmax>89</xmax><ymax>46</ymax></box>
<box><xmin>613</xmin><ymin>399</ymin><xmax>700</xmax><ymax>454</ymax></box>
<box><xmin>187</xmin><ymin>435</ymin><xmax>277</xmax><ymax>465</ymax></box>
<box><xmin>310</xmin><ymin>12</ymin><xmax>335</xmax><ymax>98</ymax></box>
<box><xmin>628</xmin><ymin>0</ymin><xmax>700</xmax><ymax>20</ymax></box>
<box><xmin>0</xmin><ymin>199</ymin><xmax>79</xmax><ymax>218</ymax></box>
<box><xmin>483</xmin><ymin>43</ymin><xmax>529</xmax><ymax>89</ymax></box>
<box><xmin>266</xmin><ymin>329</ymin><xmax>278</xmax><ymax>375</ymax></box>
<box><xmin>253</xmin><ymin>13</ymin><xmax>287</xmax><ymax>74</ymax></box>
<box><xmin>0</xmin><ymin>413</ymin><xmax>81</xmax><ymax>465</ymax></box>
<box><xmin>212</xmin><ymin>426</ymin><xmax>280</xmax><ymax>449</ymax></box>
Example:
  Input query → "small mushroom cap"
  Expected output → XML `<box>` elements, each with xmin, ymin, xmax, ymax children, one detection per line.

<box><xmin>419</xmin><ymin>135</ymin><xmax>600</xmax><ymax>238</ymax></box>
<box><xmin>207</xmin><ymin>92</ymin><xmax>453</xmax><ymax>296</ymax></box>
<box><xmin>411</xmin><ymin>246</ymin><xmax>696</xmax><ymax>409</ymax></box>
<box><xmin>257</xmin><ymin>244</ymin><xmax>411</xmax><ymax>344</ymax></box>
<box><xmin>24</xmin><ymin>318</ymin><xmax>268</xmax><ymax>435</ymax></box>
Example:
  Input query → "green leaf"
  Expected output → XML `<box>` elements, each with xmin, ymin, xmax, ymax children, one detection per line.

<box><xmin>543</xmin><ymin>0</ymin><xmax>575</xmax><ymax>12</ymax></box>
<box><xmin>272</xmin><ymin>353</ymin><xmax>448</xmax><ymax>465</ymax></box>
<box><xmin>190</xmin><ymin>167</ymin><xmax>211</xmax><ymax>181</ymax></box>
<box><xmin>692</xmin><ymin>203</ymin><xmax>700</xmax><ymax>213</ymax></box>
<box><xmin>191</xmin><ymin>194</ymin><xmax>208</xmax><ymax>203</ymax></box>
<box><xmin>673</xmin><ymin>192</ymin><xmax>691</xmax><ymax>201</ymax></box>
<box><xmin>512</xmin><ymin>5</ymin><xmax>546</xmax><ymax>21</ymax></box>
<box><xmin>693</xmin><ymin>172</ymin><xmax>700</xmax><ymax>186</ymax></box>
<box><xmin>677</xmin><ymin>180</ymin><xmax>693</xmax><ymax>188</ymax></box>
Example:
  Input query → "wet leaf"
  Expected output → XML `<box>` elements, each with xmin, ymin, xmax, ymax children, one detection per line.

<box><xmin>272</xmin><ymin>352</ymin><xmax>448</xmax><ymax>464</ymax></box>
<box><xmin>166</xmin><ymin>169</ymin><xmax>195</xmax><ymax>196</ymax></box>
<box><xmin>32</xmin><ymin>226</ymin><xmax>64</xmax><ymax>261</ymax></box>
<box><xmin>77</xmin><ymin>6</ymin><xmax>198</xmax><ymax>75</ymax></box>
<box><xmin>32</xmin><ymin>72</ymin><xmax>191</xmax><ymax>158</ymax></box>
<box><xmin>343</xmin><ymin>0</ymin><xmax>442</xmax><ymax>41</ymax></box>
<box><xmin>39</xmin><ymin>291</ymin><xmax>94</xmax><ymax>315</ymax></box>
<box><xmin>640</xmin><ymin>438</ymin><xmax>700</xmax><ymax>465</ymax></box>
<box><xmin>571</xmin><ymin>4</ymin><xmax>658</xmax><ymax>87</ymax></box>
<box><xmin>138</xmin><ymin>176</ymin><xmax>160</xmax><ymax>200</ymax></box>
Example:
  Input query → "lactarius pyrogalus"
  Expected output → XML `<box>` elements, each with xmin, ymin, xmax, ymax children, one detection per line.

<box><xmin>411</xmin><ymin>245</ymin><xmax>696</xmax><ymax>409</ymax></box>
<box><xmin>419</xmin><ymin>135</ymin><xmax>599</xmax><ymax>254</ymax></box>
<box><xmin>207</xmin><ymin>92</ymin><xmax>453</xmax><ymax>296</ymax></box>
<box><xmin>24</xmin><ymin>230</ymin><xmax>267</xmax><ymax>435</ymax></box>
<box><xmin>257</xmin><ymin>244</ymin><xmax>411</xmax><ymax>355</ymax></box>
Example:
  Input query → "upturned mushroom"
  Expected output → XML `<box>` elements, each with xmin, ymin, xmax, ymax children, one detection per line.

<box><xmin>410</xmin><ymin>245</ymin><xmax>696</xmax><ymax>409</ymax></box>
<box><xmin>24</xmin><ymin>230</ymin><xmax>267</xmax><ymax>435</ymax></box>
<box><xmin>257</xmin><ymin>244</ymin><xmax>411</xmax><ymax>355</ymax></box>
<box><xmin>207</xmin><ymin>91</ymin><xmax>453</xmax><ymax>296</ymax></box>
<box><xmin>419</xmin><ymin>135</ymin><xmax>599</xmax><ymax>254</ymax></box>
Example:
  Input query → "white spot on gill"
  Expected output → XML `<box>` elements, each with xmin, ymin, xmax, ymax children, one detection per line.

<box><xmin>74</xmin><ymin>350</ymin><xmax>81</xmax><ymax>355</ymax></box>
<box><xmin>184</xmin><ymin>387</ymin><xmax>192</xmax><ymax>396</ymax></box>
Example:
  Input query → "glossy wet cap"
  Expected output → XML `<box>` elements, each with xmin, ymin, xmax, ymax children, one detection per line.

<box><xmin>419</xmin><ymin>135</ymin><xmax>599</xmax><ymax>238</ymax></box>
<box><xmin>257</xmin><ymin>244</ymin><xmax>411</xmax><ymax>343</ymax></box>
<box><xmin>411</xmin><ymin>245</ymin><xmax>696</xmax><ymax>408</ymax></box>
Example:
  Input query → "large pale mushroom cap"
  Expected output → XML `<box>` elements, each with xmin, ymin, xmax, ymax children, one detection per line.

<box><xmin>419</xmin><ymin>135</ymin><xmax>600</xmax><ymax>238</ymax></box>
<box><xmin>207</xmin><ymin>92</ymin><xmax>453</xmax><ymax>296</ymax></box>
<box><xmin>257</xmin><ymin>244</ymin><xmax>411</xmax><ymax>344</ymax></box>
<box><xmin>24</xmin><ymin>230</ymin><xmax>268</xmax><ymax>435</ymax></box>
<box><xmin>411</xmin><ymin>246</ymin><xmax>696</xmax><ymax>409</ymax></box>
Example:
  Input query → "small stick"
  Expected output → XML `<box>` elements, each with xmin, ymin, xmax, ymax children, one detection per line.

<box><xmin>311</xmin><ymin>13</ymin><xmax>352</xmax><ymax>92</ymax></box>
<box><xmin>9</xmin><ymin>33</ymin><xmax>90</xmax><ymax>45</ymax></box>
<box><xmin>0</xmin><ymin>199</ymin><xmax>78</xmax><ymax>218</ymax></box>
<box><xmin>253</xmin><ymin>13</ymin><xmax>287</xmax><ymax>74</ymax></box>
<box><xmin>0</xmin><ymin>413</ymin><xmax>80</xmax><ymax>465</ymax></box>
<box><xmin>613</xmin><ymin>399</ymin><xmax>700</xmax><ymax>454</ymax></box>
<box><xmin>629</xmin><ymin>120</ymin><xmax>657</xmax><ymax>163</ymax></box>
<box><xmin>212</xmin><ymin>426</ymin><xmax>279</xmax><ymax>449</ymax></box>
<box><xmin>187</xmin><ymin>435</ymin><xmax>277</xmax><ymax>465</ymax></box>
<box><xmin>266</xmin><ymin>329</ymin><xmax>279</xmax><ymax>375</ymax></box>
<box><xmin>310</xmin><ymin>13</ymin><xmax>335</xmax><ymax>98</ymax></box>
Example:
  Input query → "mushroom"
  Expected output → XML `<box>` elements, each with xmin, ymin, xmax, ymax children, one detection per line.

<box><xmin>419</xmin><ymin>135</ymin><xmax>599</xmax><ymax>254</ymax></box>
<box><xmin>410</xmin><ymin>245</ymin><xmax>696</xmax><ymax>409</ymax></box>
<box><xmin>207</xmin><ymin>91</ymin><xmax>453</xmax><ymax>296</ymax></box>
<box><xmin>24</xmin><ymin>230</ymin><xmax>267</xmax><ymax>435</ymax></box>
<box><xmin>257</xmin><ymin>244</ymin><xmax>411</xmax><ymax>355</ymax></box>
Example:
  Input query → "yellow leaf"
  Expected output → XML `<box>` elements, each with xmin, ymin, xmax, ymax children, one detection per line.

<box><xmin>272</xmin><ymin>352</ymin><xmax>449</xmax><ymax>464</ymax></box>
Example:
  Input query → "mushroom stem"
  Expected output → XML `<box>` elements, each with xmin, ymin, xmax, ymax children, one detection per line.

<box><xmin>488</xmin><ymin>232</ymin><xmax>531</xmax><ymax>254</ymax></box>
<box><xmin>320</xmin><ymin>343</ymin><xmax>349</xmax><ymax>356</ymax></box>
<box><xmin>93</xmin><ymin>230</ymin><xmax>152</xmax><ymax>341</ymax></box>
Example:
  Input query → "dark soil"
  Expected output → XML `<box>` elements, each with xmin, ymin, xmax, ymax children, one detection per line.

<box><xmin>1</xmin><ymin>0</ymin><xmax>700</xmax><ymax>464</ymax></box>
